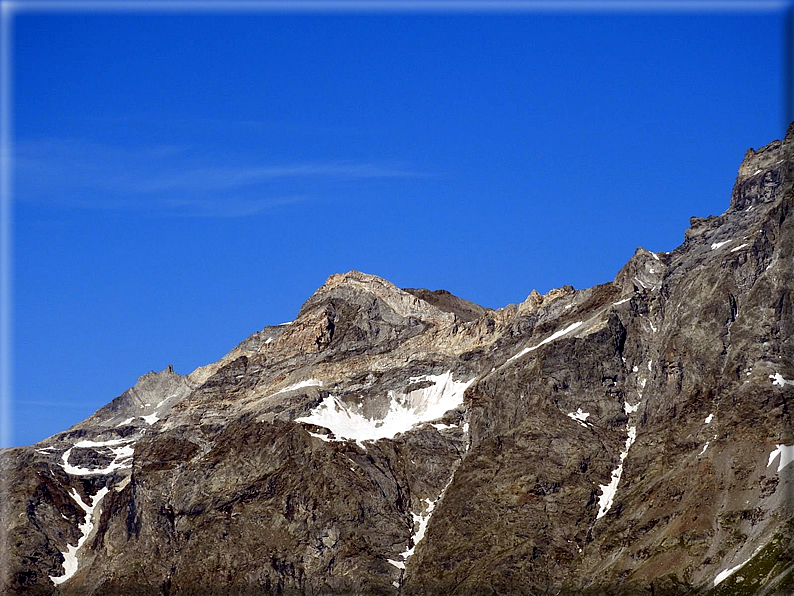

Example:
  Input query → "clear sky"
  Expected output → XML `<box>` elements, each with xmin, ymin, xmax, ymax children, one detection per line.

<box><xmin>8</xmin><ymin>2</ymin><xmax>792</xmax><ymax>446</ymax></box>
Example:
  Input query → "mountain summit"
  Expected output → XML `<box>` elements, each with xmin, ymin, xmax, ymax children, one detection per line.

<box><xmin>2</xmin><ymin>126</ymin><xmax>793</xmax><ymax>595</ymax></box>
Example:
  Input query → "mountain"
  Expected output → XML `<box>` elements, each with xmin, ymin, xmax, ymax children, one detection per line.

<box><xmin>2</xmin><ymin>125</ymin><xmax>793</xmax><ymax>596</ymax></box>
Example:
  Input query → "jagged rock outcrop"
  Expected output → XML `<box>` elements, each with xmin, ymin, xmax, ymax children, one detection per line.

<box><xmin>1</xmin><ymin>126</ymin><xmax>793</xmax><ymax>595</ymax></box>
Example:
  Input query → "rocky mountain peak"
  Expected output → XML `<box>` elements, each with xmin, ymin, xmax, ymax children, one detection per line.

<box><xmin>732</xmin><ymin>125</ymin><xmax>792</xmax><ymax>211</ymax></box>
<box><xmin>298</xmin><ymin>270</ymin><xmax>456</xmax><ymax>326</ymax></box>
<box><xmin>518</xmin><ymin>286</ymin><xmax>576</xmax><ymax>315</ymax></box>
<box><xmin>613</xmin><ymin>246</ymin><xmax>666</xmax><ymax>295</ymax></box>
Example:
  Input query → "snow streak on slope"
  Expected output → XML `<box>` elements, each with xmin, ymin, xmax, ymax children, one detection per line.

<box><xmin>296</xmin><ymin>372</ymin><xmax>472</xmax><ymax>443</ymax></box>
<box><xmin>50</xmin><ymin>487</ymin><xmax>110</xmax><ymax>585</ymax></box>
<box><xmin>272</xmin><ymin>378</ymin><xmax>323</xmax><ymax>396</ymax></box>
<box><xmin>713</xmin><ymin>545</ymin><xmax>764</xmax><ymax>586</ymax></box>
<box><xmin>505</xmin><ymin>322</ymin><xmax>583</xmax><ymax>365</ymax></box>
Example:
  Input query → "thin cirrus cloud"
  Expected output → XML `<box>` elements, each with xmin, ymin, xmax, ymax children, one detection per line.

<box><xmin>15</xmin><ymin>137</ymin><xmax>423</xmax><ymax>217</ymax></box>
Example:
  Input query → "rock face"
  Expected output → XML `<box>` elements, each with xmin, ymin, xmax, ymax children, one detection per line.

<box><xmin>2</xmin><ymin>126</ymin><xmax>794</xmax><ymax>596</ymax></box>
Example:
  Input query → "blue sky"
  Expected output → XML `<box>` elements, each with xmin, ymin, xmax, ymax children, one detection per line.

<box><xmin>8</xmin><ymin>3</ymin><xmax>791</xmax><ymax>446</ymax></box>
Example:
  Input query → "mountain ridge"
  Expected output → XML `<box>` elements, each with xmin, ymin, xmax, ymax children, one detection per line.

<box><xmin>1</xmin><ymin>125</ymin><xmax>793</xmax><ymax>595</ymax></box>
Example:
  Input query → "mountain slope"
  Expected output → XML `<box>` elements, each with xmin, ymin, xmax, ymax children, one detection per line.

<box><xmin>1</xmin><ymin>125</ymin><xmax>793</xmax><ymax>595</ymax></box>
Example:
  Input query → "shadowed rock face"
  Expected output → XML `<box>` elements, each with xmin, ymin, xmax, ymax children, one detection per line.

<box><xmin>2</xmin><ymin>126</ymin><xmax>793</xmax><ymax>596</ymax></box>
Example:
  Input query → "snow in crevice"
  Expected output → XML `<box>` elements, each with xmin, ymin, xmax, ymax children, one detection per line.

<box><xmin>50</xmin><ymin>487</ymin><xmax>109</xmax><ymax>585</ymax></box>
<box><xmin>596</xmin><ymin>362</ymin><xmax>647</xmax><ymax>519</ymax></box>
<box><xmin>462</xmin><ymin>421</ymin><xmax>471</xmax><ymax>452</ymax></box>
<box><xmin>567</xmin><ymin>408</ymin><xmax>590</xmax><ymax>427</ymax></box>
<box><xmin>596</xmin><ymin>425</ymin><xmax>637</xmax><ymax>519</ymax></box>
<box><xmin>699</xmin><ymin>441</ymin><xmax>710</xmax><ymax>456</ymax></box>
<box><xmin>730</xmin><ymin>243</ymin><xmax>749</xmax><ymax>252</ymax></box>
<box><xmin>768</xmin><ymin>444</ymin><xmax>794</xmax><ymax>472</ymax></box>
<box><xmin>296</xmin><ymin>372</ymin><xmax>473</xmax><ymax>443</ymax></box>
<box><xmin>505</xmin><ymin>321</ymin><xmax>583</xmax><ymax>365</ymax></box>
<box><xmin>711</xmin><ymin>240</ymin><xmax>731</xmax><ymax>250</ymax></box>
<box><xmin>613</xmin><ymin>297</ymin><xmax>631</xmax><ymax>306</ymax></box>
<box><xmin>392</xmin><ymin>473</ymin><xmax>456</xmax><ymax>572</ymax></box>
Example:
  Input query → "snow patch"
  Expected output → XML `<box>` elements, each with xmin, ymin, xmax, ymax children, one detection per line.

<box><xmin>430</xmin><ymin>423</ymin><xmax>457</xmax><ymax>430</ymax></box>
<box><xmin>613</xmin><ymin>297</ymin><xmax>631</xmax><ymax>306</ymax></box>
<box><xmin>61</xmin><ymin>440</ymin><xmax>135</xmax><ymax>476</ymax></box>
<box><xmin>296</xmin><ymin>372</ymin><xmax>472</xmax><ymax>442</ymax></box>
<box><xmin>116</xmin><ymin>418</ymin><xmax>134</xmax><ymax>427</ymax></box>
<box><xmin>50</xmin><ymin>487</ymin><xmax>109</xmax><ymax>585</ymax></box>
<box><xmin>505</xmin><ymin>322</ymin><xmax>583</xmax><ymax>365</ymax></box>
<box><xmin>711</xmin><ymin>240</ymin><xmax>731</xmax><ymax>250</ymax></box>
<box><xmin>769</xmin><ymin>373</ymin><xmax>794</xmax><ymax>387</ymax></box>
<box><xmin>141</xmin><ymin>413</ymin><xmax>160</xmax><ymax>425</ymax></box>
<box><xmin>768</xmin><ymin>444</ymin><xmax>794</xmax><ymax>472</ymax></box>
<box><xmin>624</xmin><ymin>402</ymin><xmax>639</xmax><ymax>415</ymax></box>
<box><xmin>74</xmin><ymin>438</ymin><xmax>132</xmax><ymax>449</ymax></box>
<box><xmin>567</xmin><ymin>408</ymin><xmax>590</xmax><ymax>427</ymax></box>
<box><xmin>705</xmin><ymin>414</ymin><xmax>714</xmax><ymax>424</ymax></box>
<box><xmin>699</xmin><ymin>441</ymin><xmax>710</xmax><ymax>456</ymax></box>
<box><xmin>730</xmin><ymin>243</ymin><xmax>749</xmax><ymax>252</ymax></box>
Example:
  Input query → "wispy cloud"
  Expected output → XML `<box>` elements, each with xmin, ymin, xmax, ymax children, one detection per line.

<box><xmin>15</xmin><ymin>137</ymin><xmax>423</xmax><ymax>217</ymax></box>
<box><xmin>160</xmin><ymin>195</ymin><xmax>310</xmax><ymax>218</ymax></box>
<box><xmin>133</xmin><ymin>162</ymin><xmax>421</xmax><ymax>194</ymax></box>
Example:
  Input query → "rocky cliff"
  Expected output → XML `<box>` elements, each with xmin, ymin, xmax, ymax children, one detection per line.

<box><xmin>2</xmin><ymin>125</ymin><xmax>793</xmax><ymax>595</ymax></box>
